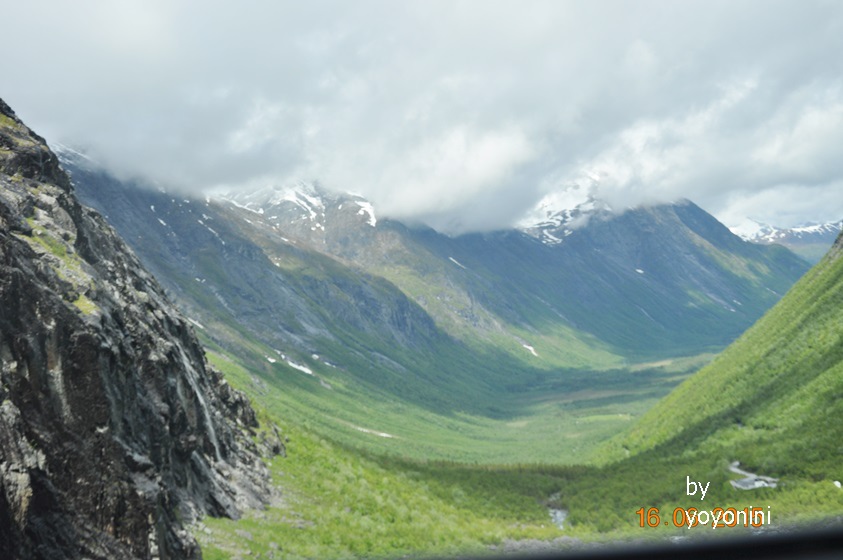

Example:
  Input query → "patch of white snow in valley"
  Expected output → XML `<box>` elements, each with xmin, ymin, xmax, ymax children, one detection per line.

<box><xmin>355</xmin><ymin>201</ymin><xmax>377</xmax><ymax>226</ymax></box>
<box><xmin>157</xmin><ymin>218</ymin><xmax>167</xmax><ymax>227</ymax></box>
<box><xmin>354</xmin><ymin>426</ymin><xmax>395</xmax><ymax>438</ymax></box>
<box><xmin>448</xmin><ymin>257</ymin><xmax>467</xmax><ymax>269</ymax></box>
<box><xmin>522</xmin><ymin>344</ymin><xmax>538</xmax><ymax>357</ymax></box>
<box><xmin>635</xmin><ymin>269</ymin><xmax>644</xmax><ymax>274</ymax></box>
<box><xmin>150</xmin><ymin>205</ymin><xmax>155</xmax><ymax>212</ymax></box>
<box><xmin>187</xmin><ymin>318</ymin><xmax>205</xmax><ymax>330</ymax></box>
<box><xmin>286</xmin><ymin>360</ymin><xmax>313</xmax><ymax>375</ymax></box>
<box><xmin>266</xmin><ymin>356</ymin><xmax>277</xmax><ymax>364</ymax></box>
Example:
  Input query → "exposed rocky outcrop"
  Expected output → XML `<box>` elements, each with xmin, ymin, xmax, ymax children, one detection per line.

<box><xmin>0</xmin><ymin>99</ymin><xmax>276</xmax><ymax>558</ymax></box>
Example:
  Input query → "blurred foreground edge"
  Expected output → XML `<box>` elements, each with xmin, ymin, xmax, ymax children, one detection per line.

<box><xmin>448</xmin><ymin>525</ymin><xmax>843</xmax><ymax>560</ymax></box>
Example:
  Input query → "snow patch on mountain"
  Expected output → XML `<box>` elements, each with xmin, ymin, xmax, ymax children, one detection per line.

<box><xmin>518</xmin><ymin>185</ymin><xmax>612</xmax><ymax>245</ymax></box>
<box><xmin>220</xmin><ymin>182</ymin><xmax>380</xmax><ymax>229</ymax></box>
<box><xmin>731</xmin><ymin>218</ymin><xmax>843</xmax><ymax>244</ymax></box>
<box><xmin>355</xmin><ymin>200</ymin><xmax>377</xmax><ymax>227</ymax></box>
<box><xmin>521</xmin><ymin>343</ymin><xmax>538</xmax><ymax>357</ymax></box>
<box><xmin>353</xmin><ymin>426</ymin><xmax>395</xmax><ymax>438</ymax></box>
<box><xmin>448</xmin><ymin>257</ymin><xmax>467</xmax><ymax>269</ymax></box>
<box><xmin>223</xmin><ymin>181</ymin><xmax>326</xmax><ymax>220</ymax></box>
<box><xmin>286</xmin><ymin>360</ymin><xmax>314</xmax><ymax>375</ymax></box>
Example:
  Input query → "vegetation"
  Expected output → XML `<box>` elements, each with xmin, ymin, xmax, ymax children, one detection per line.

<box><xmin>199</xmin><ymin>351</ymin><xmax>843</xmax><ymax>558</ymax></box>
<box><xmin>206</xmin><ymin>345</ymin><xmax>704</xmax><ymax>465</ymax></box>
<box><xmin>57</xmin><ymin>153</ymin><xmax>839</xmax><ymax>556</ymax></box>
<box><xmin>27</xmin><ymin>218</ymin><xmax>68</xmax><ymax>259</ymax></box>
<box><xmin>574</xmin><ymin>236</ymin><xmax>843</xmax><ymax>533</ymax></box>
<box><xmin>72</xmin><ymin>293</ymin><xmax>98</xmax><ymax>315</ymax></box>
<box><xmin>601</xmin><ymin>237</ymin><xmax>843</xmax><ymax>468</ymax></box>
<box><xmin>196</xmin><ymin>237</ymin><xmax>843</xmax><ymax>557</ymax></box>
<box><xmin>22</xmin><ymin>214</ymin><xmax>99</xmax><ymax>317</ymax></box>
<box><xmin>198</xmin><ymin>423</ymin><xmax>569</xmax><ymax>559</ymax></box>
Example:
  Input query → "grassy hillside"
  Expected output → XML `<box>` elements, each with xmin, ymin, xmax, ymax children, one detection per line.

<box><xmin>184</xmin><ymin>237</ymin><xmax>843</xmax><ymax>558</ymax></box>
<box><xmin>549</xmin><ymin>234</ymin><xmax>843</xmax><ymax>537</ymax></box>
<box><xmin>204</xmin><ymin>339</ymin><xmax>708</xmax><ymax>464</ymax></box>
<box><xmin>196</xmin><ymin>422</ymin><xmax>574</xmax><ymax>559</ymax></box>
<box><xmin>601</xmin><ymin>234</ymin><xmax>843</xmax><ymax>474</ymax></box>
<box><xmin>61</xmin><ymin>156</ymin><xmax>842</xmax><ymax>556</ymax></box>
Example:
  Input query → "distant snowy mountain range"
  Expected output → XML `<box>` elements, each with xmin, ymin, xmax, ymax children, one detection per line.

<box><xmin>729</xmin><ymin>219</ymin><xmax>843</xmax><ymax>263</ymax></box>
<box><xmin>732</xmin><ymin>219</ymin><xmax>842</xmax><ymax>244</ymax></box>
<box><xmin>515</xmin><ymin>186</ymin><xmax>841</xmax><ymax>263</ymax></box>
<box><xmin>53</xmin><ymin>142</ymin><xmax>838</xmax><ymax>264</ymax></box>
<box><xmin>515</xmin><ymin>183</ymin><xmax>842</xmax><ymax>258</ymax></box>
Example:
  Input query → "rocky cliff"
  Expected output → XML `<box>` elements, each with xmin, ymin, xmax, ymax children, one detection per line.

<box><xmin>0</xmin><ymin>99</ymin><xmax>274</xmax><ymax>558</ymax></box>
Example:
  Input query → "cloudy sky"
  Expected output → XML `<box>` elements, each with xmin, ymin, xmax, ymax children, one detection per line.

<box><xmin>3</xmin><ymin>0</ymin><xmax>843</xmax><ymax>234</ymax></box>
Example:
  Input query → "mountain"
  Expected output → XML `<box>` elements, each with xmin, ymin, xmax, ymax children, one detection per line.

<box><xmin>62</xmin><ymin>155</ymin><xmax>810</xmax><ymax>371</ymax></box>
<box><xmin>0</xmin><ymin>101</ymin><xmax>277</xmax><ymax>559</ymax></box>
<box><xmin>220</xmin><ymin>182</ymin><xmax>808</xmax><ymax>358</ymax></box>
<box><xmin>733</xmin><ymin>219</ymin><xmax>843</xmax><ymax>263</ymax></box>
<box><xmin>55</xmin><ymin>148</ymin><xmax>811</xmax><ymax>464</ymax></box>
<box><xmin>602</xmin><ymin>229</ymin><xmax>843</xmax><ymax>478</ymax></box>
<box><xmin>517</xmin><ymin>186</ymin><xmax>613</xmax><ymax>246</ymax></box>
<box><xmin>533</xmin><ymin>231</ymin><xmax>843</xmax><ymax>535</ymax></box>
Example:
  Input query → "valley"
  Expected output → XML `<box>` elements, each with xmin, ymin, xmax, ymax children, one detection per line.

<box><xmin>61</xmin><ymin>150</ymin><xmax>809</xmax><ymax>467</ymax></box>
<box><xmin>2</xmin><ymin>96</ymin><xmax>842</xmax><ymax>559</ymax></box>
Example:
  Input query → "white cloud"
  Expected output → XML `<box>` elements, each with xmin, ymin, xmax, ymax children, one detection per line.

<box><xmin>376</xmin><ymin>126</ymin><xmax>535</xmax><ymax>215</ymax></box>
<box><xmin>2</xmin><ymin>0</ymin><xmax>842</xmax><ymax>232</ymax></box>
<box><xmin>752</xmin><ymin>100</ymin><xmax>843</xmax><ymax>184</ymax></box>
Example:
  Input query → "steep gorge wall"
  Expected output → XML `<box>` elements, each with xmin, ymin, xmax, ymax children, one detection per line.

<box><xmin>0</xmin><ymin>99</ymin><xmax>275</xmax><ymax>558</ymax></box>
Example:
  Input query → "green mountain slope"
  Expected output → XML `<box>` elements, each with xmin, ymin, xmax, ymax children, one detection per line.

<box><xmin>528</xmin><ymin>234</ymin><xmax>843</xmax><ymax>536</ymax></box>
<box><xmin>546</xmin><ymin>234</ymin><xmax>843</xmax><ymax>539</ymax></box>
<box><xmin>602</xmin><ymin>232</ymin><xmax>843</xmax><ymax>475</ymax></box>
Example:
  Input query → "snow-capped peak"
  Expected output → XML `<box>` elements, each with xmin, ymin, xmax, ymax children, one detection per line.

<box><xmin>220</xmin><ymin>181</ymin><xmax>379</xmax><ymax>229</ymax></box>
<box><xmin>518</xmin><ymin>186</ymin><xmax>612</xmax><ymax>245</ymax></box>
<box><xmin>731</xmin><ymin>219</ymin><xmax>843</xmax><ymax>244</ymax></box>
<box><xmin>223</xmin><ymin>181</ymin><xmax>323</xmax><ymax>215</ymax></box>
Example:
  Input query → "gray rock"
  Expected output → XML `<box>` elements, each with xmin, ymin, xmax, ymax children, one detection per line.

<box><xmin>0</xmin><ymin>98</ymin><xmax>273</xmax><ymax>559</ymax></box>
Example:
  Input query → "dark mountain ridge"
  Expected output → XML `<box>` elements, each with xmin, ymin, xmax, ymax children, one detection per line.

<box><xmin>1</xmin><ymin>100</ymin><xmax>276</xmax><ymax>558</ymax></box>
<box><xmin>221</xmin><ymin>184</ymin><xmax>808</xmax><ymax>357</ymax></box>
<box><xmin>57</xmin><ymin>148</ymin><xmax>812</xmax><ymax>447</ymax></box>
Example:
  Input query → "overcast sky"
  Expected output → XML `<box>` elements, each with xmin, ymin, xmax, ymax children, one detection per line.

<box><xmin>3</xmin><ymin>0</ymin><xmax>842</xmax><ymax>234</ymax></box>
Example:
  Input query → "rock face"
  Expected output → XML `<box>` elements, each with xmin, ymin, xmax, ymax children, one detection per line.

<box><xmin>0</xmin><ymin>100</ymin><xmax>273</xmax><ymax>558</ymax></box>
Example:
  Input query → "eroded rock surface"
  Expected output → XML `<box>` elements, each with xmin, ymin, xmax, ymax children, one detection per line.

<box><xmin>0</xmin><ymin>98</ymin><xmax>274</xmax><ymax>559</ymax></box>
